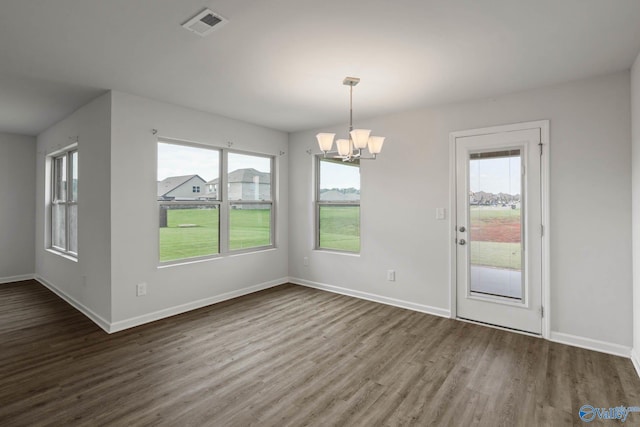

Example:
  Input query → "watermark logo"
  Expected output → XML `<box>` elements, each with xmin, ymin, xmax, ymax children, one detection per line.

<box><xmin>579</xmin><ymin>404</ymin><xmax>640</xmax><ymax>423</ymax></box>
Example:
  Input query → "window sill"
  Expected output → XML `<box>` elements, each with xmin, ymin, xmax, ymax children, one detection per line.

<box><xmin>158</xmin><ymin>254</ymin><xmax>223</xmax><ymax>269</ymax></box>
<box><xmin>313</xmin><ymin>249</ymin><xmax>361</xmax><ymax>257</ymax></box>
<box><xmin>227</xmin><ymin>246</ymin><xmax>276</xmax><ymax>258</ymax></box>
<box><xmin>46</xmin><ymin>248</ymin><xmax>78</xmax><ymax>262</ymax></box>
<box><xmin>158</xmin><ymin>246</ymin><xmax>278</xmax><ymax>269</ymax></box>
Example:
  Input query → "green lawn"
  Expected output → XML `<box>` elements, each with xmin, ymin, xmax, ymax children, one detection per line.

<box><xmin>160</xmin><ymin>206</ymin><xmax>360</xmax><ymax>261</ymax></box>
<box><xmin>159</xmin><ymin>207</ymin><xmax>271</xmax><ymax>262</ymax></box>
<box><xmin>160</xmin><ymin>205</ymin><xmax>518</xmax><ymax>263</ymax></box>
<box><xmin>469</xmin><ymin>206</ymin><xmax>521</xmax><ymax>270</ymax></box>
<box><xmin>470</xmin><ymin>241</ymin><xmax>521</xmax><ymax>270</ymax></box>
<box><xmin>319</xmin><ymin>205</ymin><xmax>360</xmax><ymax>252</ymax></box>
<box><xmin>229</xmin><ymin>208</ymin><xmax>271</xmax><ymax>251</ymax></box>
<box><xmin>470</xmin><ymin>206</ymin><xmax>521</xmax><ymax>220</ymax></box>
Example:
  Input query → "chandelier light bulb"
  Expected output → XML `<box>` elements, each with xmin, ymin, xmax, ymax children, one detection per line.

<box><xmin>336</xmin><ymin>139</ymin><xmax>352</xmax><ymax>156</ymax></box>
<box><xmin>350</xmin><ymin>129</ymin><xmax>371</xmax><ymax>149</ymax></box>
<box><xmin>316</xmin><ymin>133</ymin><xmax>335</xmax><ymax>152</ymax></box>
<box><xmin>368</xmin><ymin>136</ymin><xmax>385</xmax><ymax>154</ymax></box>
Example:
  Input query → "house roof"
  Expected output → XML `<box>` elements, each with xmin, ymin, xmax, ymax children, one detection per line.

<box><xmin>157</xmin><ymin>175</ymin><xmax>206</xmax><ymax>197</ymax></box>
<box><xmin>207</xmin><ymin>168</ymin><xmax>270</xmax><ymax>185</ymax></box>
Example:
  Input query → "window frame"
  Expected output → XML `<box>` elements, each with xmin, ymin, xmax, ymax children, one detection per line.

<box><xmin>157</xmin><ymin>138</ymin><xmax>275</xmax><ymax>266</ymax></box>
<box><xmin>225</xmin><ymin>149</ymin><xmax>275</xmax><ymax>254</ymax></box>
<box><xmin>49</xmin><ymin>147</ymin><xmax>78</xmax><ymax>258</ymax></box>
<box><xmin>315</xmin><ymin>155</ymin><xmax>361</xmax><ymax>253</ymax></box>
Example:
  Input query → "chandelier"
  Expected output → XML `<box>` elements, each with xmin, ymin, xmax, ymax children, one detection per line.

<box><xmin>316</xmin><ymin>77</ymin><xmax>385</xmax><ymax>162</ymax></box>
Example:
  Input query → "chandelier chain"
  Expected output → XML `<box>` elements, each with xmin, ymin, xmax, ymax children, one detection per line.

<box><xmin>349</xmin><ymin>84</ymin><xmax>354</xmax><ymax>132</ymax></box>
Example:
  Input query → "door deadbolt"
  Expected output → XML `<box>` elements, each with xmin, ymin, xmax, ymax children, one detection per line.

<box><xmin>459</xmin><ymin>239</ymin><xmax>466</xmax><ymax>245</ymax></box>
<box><xmin>459</xmin><ymin>226</ymin><xmax>466</xmax><ymax>232</ymax></box>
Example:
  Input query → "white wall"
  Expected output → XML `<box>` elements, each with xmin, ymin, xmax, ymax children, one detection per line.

<box><xmin>35</xmin><ymin>92</ymin><xmax>112</xmax><ymax>324</ymax></box>
<box><xmin>632</xmin><ymin>52</ymin><xmax>640</xmax><ymax>366</ymax></box>
<box><xmin>0</xmin><ymin>133</ymin><xmax>35</xmax><ymax>282</ymax></box>
<box><xmin>289</xmin><ymin>71</ymin><xmax>632</xmax><ymax>348</ymax></box>
<box><xmin>109</xmin><ymin>91</ymin><xmax>289</xmax><ymax>325</ymax></box>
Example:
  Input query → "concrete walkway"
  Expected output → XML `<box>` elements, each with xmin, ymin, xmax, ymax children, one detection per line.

<box><xmin>470</xmin><ymin>265</ymin><xmax>522</xmax><ymax>299</ymax></box>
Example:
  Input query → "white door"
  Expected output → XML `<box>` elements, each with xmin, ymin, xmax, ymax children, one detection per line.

<box><xmin>455</xmin><ymin>128</ymin><xmax>542</xmax><ymax>334</ymax></box>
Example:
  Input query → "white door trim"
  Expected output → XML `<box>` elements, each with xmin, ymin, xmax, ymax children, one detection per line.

<box><xmin>449</xmin><ymin>120</ymin><xmax>550</xmax><ymax>339</ymax></box>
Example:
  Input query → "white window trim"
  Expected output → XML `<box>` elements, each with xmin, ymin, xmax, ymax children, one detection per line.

<box><xmin>48</xmin><ymin>145</ymin><xmax>78</xmax><ymax>259</ymax></box>
<box><xmin>315</xmin><ymin>155</ymin><xmax>361</xmax><ymax>254</ymax></box>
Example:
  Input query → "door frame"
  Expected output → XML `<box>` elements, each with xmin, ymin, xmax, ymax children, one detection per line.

<box><xmin>448</xmin><ymin>120</ymin><xmax>550</xmax><ymax>338</ymax></box>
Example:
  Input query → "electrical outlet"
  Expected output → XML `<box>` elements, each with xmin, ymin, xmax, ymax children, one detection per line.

<box><xmin>387</xmin><ymin>270</ymin><xmax>396</xmax><ymax>281</ymax></box>
<box><xmin>136</xmin><ymin>282</ymin><xmax>147</xmax><ymax>296</ymax></box>
<box><xmin>303</xmin><ymin>256</ymin><xmax>309</xmax><ymax>266</ymax></box>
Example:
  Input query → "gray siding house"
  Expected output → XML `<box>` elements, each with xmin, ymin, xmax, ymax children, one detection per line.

<box><xmin>157</xmin><ymin>175</ymin><xmax>208</xmax><ymax>201</ymax></box>
<box><xmin>207</xmin><ymin>168</ymin><xmax>271</xmax><ymax>203</ymax></box>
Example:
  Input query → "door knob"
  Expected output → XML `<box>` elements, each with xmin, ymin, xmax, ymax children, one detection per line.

<box><xmin>459</xmin><ymin>226</ymin><xmax>466</xmax><ymax>232</ymax></box>
<box><xmin>459</xmin><ymin>239</ymin><xmax>466</xmax><ymax>245</ymax></box>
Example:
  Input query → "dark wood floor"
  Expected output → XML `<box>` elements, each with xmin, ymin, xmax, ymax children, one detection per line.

<box><xmin>1</xmin><ymin>281</ymin><xmax>639</xmax><ymax>426</ymax></box>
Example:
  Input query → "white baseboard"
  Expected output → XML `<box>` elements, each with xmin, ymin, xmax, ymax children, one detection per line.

<box><xmin>109</xmin><ymin>277</ymin><xmax>289</xmax><ymax>333</ymax></box>
<box><xmin>0</xmin><ymin>273</ymin><xmax>35</xmax><ymax>284</ymax></box>
<box><xmin>34</xmin><ymin>275</ymin><xmax>111</xmax><ymax>333</ymax></box>
<box><xmin>31</xmin><ymin>273</ymin><xmax>636</xmax><ymax>367</ymax></box>
<box><xmin>549</xmin><ymin>331</ymin><xmax>631</xmax><ymax>358</ymax></box>
<box><xmin>631</xmin><ymin>348</ymin><xmax>640</xmax><ymax>378</ymax></box>
<box><xmin>289</xmin><ymin>277</ymin><xmax>451</xmax><ymax>319</ymax></box>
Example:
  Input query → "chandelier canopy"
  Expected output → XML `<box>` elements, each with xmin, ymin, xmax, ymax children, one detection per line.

<box><xmin>316</xmin><ymin>77</ymin><xmax>385</xmax><ymax>162</ymax></box>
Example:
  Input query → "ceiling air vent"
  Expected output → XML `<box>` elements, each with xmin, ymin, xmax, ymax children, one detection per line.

<box><xmin>182</xmin><ymin>9</ymin><xmax>228</xmax><ymax>36</ymax></box>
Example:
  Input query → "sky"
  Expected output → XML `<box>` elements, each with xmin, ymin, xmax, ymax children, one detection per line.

<box><xmin>157</xmin><ymin>143</ymin><xmax>270</xmax><ymax>182</ymax></box>
<box><xmin>469</xmin><ymin>155</ymin><xmax>521</xmax><ymax>195</ymax></box>
<box><xmin>320</xmin><ymin>160</ymin><xmax>360</xmax><ymax>190</ymax></box>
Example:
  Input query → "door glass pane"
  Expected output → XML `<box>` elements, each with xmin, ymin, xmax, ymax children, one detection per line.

<box><xmin>229</xmin><ymin>203</ymin><xmax>271</xmax><ymax>250</ymax></box>
<box><xmin>468</xmin><ymin>149</ymin><xmax>523</xmax><ymax>300</ymax></box>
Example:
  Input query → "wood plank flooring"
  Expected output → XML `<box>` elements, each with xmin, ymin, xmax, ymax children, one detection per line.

<box><xmin>1</xmin><ymin>280</ymin><xmax>639</xmax><ymax>426</ymax></box>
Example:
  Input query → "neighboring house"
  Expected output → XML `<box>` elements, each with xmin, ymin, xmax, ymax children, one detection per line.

<box><xmin>157</xmin><ymin>174</ymin><xmax>208</xmax><ymax>201</ymax></box>
<box><xmin>205</xmin><ymin>181</ymin><xmax>217</xmax><ymax>199</ymax></box>
<box><xmin>207</xmin><ymin>168</ymin><xmax>271</xmax><ymax>205</ymax></box>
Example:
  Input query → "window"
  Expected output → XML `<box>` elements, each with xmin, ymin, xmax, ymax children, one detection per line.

<box><xmin>50</xmin><ymin>148</ymin><xmax>78</xmax><ymax>257</ymax></box>
<box><xmin>158</xmin><ymin>142</ymin><xmax>221</xmax><ymax>263</ymax></box>
<box><xmin>158</xmin><ymin>140</ymin><xmax>274</xmax><ymax>264</ymax></box>
<box><xmin>316</xmin><ymin>157</ymin><xmax>360</xmax><ymax>252</ymax></box>
<box><xmin>228</xmin><ymin>152</ymin><xmax>273</xmax><ymax>250</ymax></box>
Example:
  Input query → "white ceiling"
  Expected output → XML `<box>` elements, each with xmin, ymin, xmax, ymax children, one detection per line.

<box><xmin>1</xmin><ymin>0</ymin><xmax>640</xmax><ymax>136</ymax></box>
